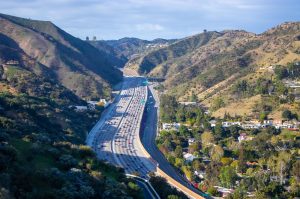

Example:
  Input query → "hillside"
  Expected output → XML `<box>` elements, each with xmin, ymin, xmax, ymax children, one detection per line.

<box><xmin>126</xmin><ymin>22</ymin><xmax>300</xmax><ymax>118</ymax></box>
<box><xmin>93</xmin><ymin>37</ymin><xmax>177</xmax><ymax>61</ymax></box>
<box><xmin>0</xmin><ymin>13</ymin><xmax>122</xmax><ymax>100</ymax></box>
<box><xmin>0</xmin><ymin>14</ymin><xmax>142</xmax><ymax>199</ymax></box>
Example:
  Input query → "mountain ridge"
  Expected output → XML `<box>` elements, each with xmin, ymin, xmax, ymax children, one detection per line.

<box><xmin>0</xmin><ymin>13</ymin><xmax>123</xmax><ymax>100</ymax></box>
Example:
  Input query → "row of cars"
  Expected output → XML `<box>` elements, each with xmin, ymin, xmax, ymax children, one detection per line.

<box><xmin>91</xmin><ymin>77</ymin><xmax>155</xmax><ymax>178</ymax></box>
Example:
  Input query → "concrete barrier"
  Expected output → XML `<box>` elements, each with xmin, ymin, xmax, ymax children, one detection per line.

<box><xmin>156</xmin><ymin>166</ymin><xmax>205</xmax><ymax>199</ymax></box>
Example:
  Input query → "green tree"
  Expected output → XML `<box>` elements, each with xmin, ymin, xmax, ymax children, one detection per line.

<box><xmin>219</xmin><ymin>166</ymin><xmax>238</xmax><ymax>188</ymax></box>
<box><xmin>282</xmin><ymin>109</ymin><xmax>293</xmax><ymax>120</ymax></box>
<box><xmin>174</xmin><ymin>145</ymin><xmax>183</xmax><ymax>158</ymax></box>
<box><xmin>211</xmin><ymin>145</ymin><xmax>224</xmax><ymax>162</ymax></box>
<box><xmin>274</xmin><ymin>66</ymin><xmax>288</xmax><ymax>80</ymax></box>
<box><xmin>201</xmin><ymin>132</ymin><xmax>215</xmax><ymax>149</ymax></box>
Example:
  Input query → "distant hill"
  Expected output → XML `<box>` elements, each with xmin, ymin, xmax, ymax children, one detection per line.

<box><xmin>0</xmin><ymin>13</ymin><xmax>122</xmax><ymax>100</ymax></box>
<box><xmin>126</xmin><ymin>23</ymin><xmax>299</xmax><ymax>99</ymax></box>
<box><xmin>124</xmin><ymin>22</ymin><xmax>300</xmax><ymax>118</ymax></box>
<box><xmin>90</xmin><ymin>37</ymin><xmax>177</xmax><ymax>65</ymax></box>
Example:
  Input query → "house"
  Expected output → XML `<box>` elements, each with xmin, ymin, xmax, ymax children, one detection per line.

<box><xmin>238</xmin><ymin>133</ymin><xmax>253</xmax><ymax>142</ymax></box>
<box><xmin>183</xmin><ymin>153</ymin><xmax>196</xmax><ymax>162</ymax></box>
<box><xmin>73</xmin><ymin>106</ymin><xmax>88</xmax><ymax>111</ymax></box>
<box><xmin>88</xmin><ymin>99</ymin><xmax>110</xmax><ymax>108</ymax></box>
<box><xmin>209</xmin><ymin>120</ymin><xmax>217</xmax><ymax>127</ymax></box>
<box><xmin>5</xmin><ymin>60</ymin><xmax>19</xmax><ymax>65</ymax></box>
<box><xmin>194</xmin><ymin>170</ymin><xmax>206</xmax><ymax>179</ymax></box>
<box><xmin>214</xmin><ymin>186</ymin><xmax>234</xmax><ymax>198</ymax></box>
<box><xmin>162</xmin><ymin>123</ymin><xmax>181</xmax><ymax>130</ymax></box>
<box><xmin>222</xmin><ymin>121</ymin><xmax>233</xmax><ymax>128</ymax></box>
<box><xmin>179</xmin><ymin>101</ymin><xmax>197</xmax><ymax>106</ymax></box>
<box><xmin>222</xmin><ymin>121</ymin><xmax>242</xmax><ymax>128</ymax></box>
<box><xmin>188</xmin><ymin>138</ymin><xmax>195</xmax><ymax>146</ymax></box>
<box><xmin>263</xmin><ymin>120</ymin><xmax>273</xmax><ymax>126</ymax></box>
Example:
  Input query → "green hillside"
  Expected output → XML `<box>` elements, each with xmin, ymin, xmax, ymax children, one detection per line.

<box><xmin>0</xmin><ymin>14</ymin><xmax>142</xmax><ymax>199</ymax></box>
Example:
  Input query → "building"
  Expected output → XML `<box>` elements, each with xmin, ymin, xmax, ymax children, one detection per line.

<box><xmin>162</xmin><ymin>123</ymin><xmax>181</xmax><ymax>130</ymax></box>
<box><xmin>188</xmin><ymin>138</ymin><xmax>195</xmax><ymax>146</ymax></box>
<box><xmin>183</xmin><ymin>153</ymin><xmax>196</xmax><ymax>162</ymax></box>
<box><xmin>73</xmin><ymin>106</ymin><xmax>88</xmax><ymax>112</ymax></box>
<box><xmin>194</xmin><ymin>170</ymin><xmax>206</xmax><ymax>179</ymax></box>
<box><xmin>209</xmin><ymin>120</ymin><xmax>217</xmax><ymax>127</ymax></box>
<box><xmin>179</xmin><ymin>101</ymin><xmax>197</xmax><ymax>106</ymax></box>
<box><xmin>238</xmin><ymin>133</ymin><xmax>253</xmax><ymax>143</ymax></box>
<box><xmin>87</xmin><ymin>99</ymin><xmax>110</xmax><ymax>108</ymax></box>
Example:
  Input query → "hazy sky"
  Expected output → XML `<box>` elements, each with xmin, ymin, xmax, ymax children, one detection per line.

<box><xmin>0</xmin><ymin>0</ymin><xmax>299</xmax><ymax>40</ymax></box>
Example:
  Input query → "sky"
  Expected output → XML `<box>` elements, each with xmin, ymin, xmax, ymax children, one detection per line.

<box><xmin>0</xmin><ymin>0</ymin><xmax>299</xmax><ymax>40</ymax></box>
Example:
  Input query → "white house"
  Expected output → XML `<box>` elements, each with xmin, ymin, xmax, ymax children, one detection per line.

<box><xmin>209</xmin><ymin>120</ymin><xmax>217</xmax><ymax>127</ymax></box>
<box><xmin>74</xmin><ymin>106</ymin><xmax>88</xmax><ymax>111</ymax></box>
<box><xmin>183</xmin><ymin>153</ymin><xmax>196</xmax><ymax>162</ymax></box>
<box><xmin>162</xmin><ymin>123</ymin><xmax>181</xmax><ymax>130</ymax></box>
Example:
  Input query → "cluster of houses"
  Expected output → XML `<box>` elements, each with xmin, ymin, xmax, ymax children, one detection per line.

<box><xmin>162</xmin><ymin>119</ymin><xmax>299</xmax><ymax>132</ymax></box>
<box><xmin>5</xmin><ymin>60</ymin><xmax>19</xmax><ymax>65</ymax></box>
<box><xmin>209</xmin><ymin>119</ymin><xmax>299</xmax><ymax>130</ymax></box>
<box><xmin>70</xmin><ymin>99</ymin><xmax>110</xmax><ymax>112</ymax></box>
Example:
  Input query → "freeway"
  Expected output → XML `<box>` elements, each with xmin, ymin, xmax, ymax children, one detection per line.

<box><xmin>86</xmin><ymin>76</ymin><xmax>155</xmax><ymax>178</ymax></box>
<box><xmin>141</xmin><ymin>83</ymin><xmax>210</xmax><ymax>198</ymax></box>
<box><xmin>86</xmin><ymin>75</ymin><xmax>208</xmax><ymax>199</ymax></box>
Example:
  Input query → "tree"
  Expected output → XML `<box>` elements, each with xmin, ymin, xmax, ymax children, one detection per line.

<box><xmin>201</xmin><ymin>132</ymin><xmax>215</xmax><ymax>149</ymax></box>
<box><xmin>182</xmin><ymin>166</ymin><xmax>193</xmax><ymax>181</ymax></box>
<box><xmin>219</xmin><ymin>166</ymin><xmax>238</xmax><ymax>188</ymax></box>
<box><xmin>168</xmin><ymin>195</ymin><xmax>181</xmax><ymax>199</ymax></box>
<box><xmin>259</xmin><ymin>112</ymin><xmax>267</xmax><ymax>121</ymax></box>
<box><xmin>282</xmin><ymin>109</ymin><xmax>293</xmax><ymax>120</ymax></box>
<box><xmin>189</xmin><ymin>142</ymin><xmax>200</xmax><ymax>154</ymax></box>
<box><xmin>276</xmin><ymin>151</ymin><xmax>291</xmax><ymax>185</ymax></box>
<box><xmin>274</xmin><ymin>66</ymin><xmax>288</xmax><ymax>80</ymax></box>
<box><xmin>291</xmin><ymin>160</ymin><xmax>300</xmax><ymax>182</ymax></box>
<box><xmin>192</xmin><ymin>159</ymin><xmax>202</xmax><ymax>171</ymax></box>
<box><xmin>211</xmin><ymin>97</ymin><xmax>224</xmax><ymax>111</ymax></box>
<box><xmin>178</xmin><ymin>125</ymin><xmax>190</xmax><ymax>137</ymax></box>
<box><xmin>190</xmin><ymin>92</ymin><xmax>198</xmax><ymax>102</ymax></box>
<box><xmin>214</xmin><ymin>121</ymin><xmax>224</xmax><ymax>139</ymax></box>
<box><xmin>174</xmin><ymin>145</ymin><xmax>183</xmax><ymax>158</ymax></box>
<box><xmin>210</xmin><ymin>145</ymin><xmax>224</xmax><ymax>162</ymax></box>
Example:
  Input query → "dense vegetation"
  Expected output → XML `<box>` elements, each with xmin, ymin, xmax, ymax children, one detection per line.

<box><xmin>157</xmin><ymin>95</ymin><xmax>300</xmax><ymax>198</ymax></box>
<box><xmin>0</xmin><ymin>21</ymin><xmax>142</xmax><ymax>198</ymax></box>
<box><xmin>0</xmin><ymin>91</ymin><xmax>142</xmax><ymax>199</ymax></box>
<box><xmin>149</xmin><ymin>173</ymin><xmax>188</xmax><ymax>199</ymax></box>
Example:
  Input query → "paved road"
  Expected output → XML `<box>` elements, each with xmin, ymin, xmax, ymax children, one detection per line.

<box><xmin>86</xmin><ymin>76</ymin><xmax>155</xmax><ymax>179</ymax></box>
<box><xmin>87</xmin><ymin>76</ymin><xmax>207</xmax><ymax>198</ymax></box>
<box><xmin>141</xmin><ymin>83</ymin><xmax>208</xmax><ymax>198</ymax></box>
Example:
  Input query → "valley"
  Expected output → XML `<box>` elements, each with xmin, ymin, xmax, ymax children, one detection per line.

<box><xmin>0</xmin><ymin>10</ymin><xmax>299</xmax><ymax>199</ymax></box>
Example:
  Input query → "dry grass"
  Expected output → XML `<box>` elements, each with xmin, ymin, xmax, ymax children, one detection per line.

<box><xmin>212</xmin><ymin>95</ymin><xmax>262</xmax><ymax>118</ymax></box>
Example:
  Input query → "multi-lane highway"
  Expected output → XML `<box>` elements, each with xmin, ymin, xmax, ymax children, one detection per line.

<box><xmin>87</xmin><ymin>75</ymin><xmax>208</xmax><ymax>199</ymax></box>
<box><xmin>86</xmin><ymin>76</ymin><xmax>155</xmax><ymax>178</ymax></box>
